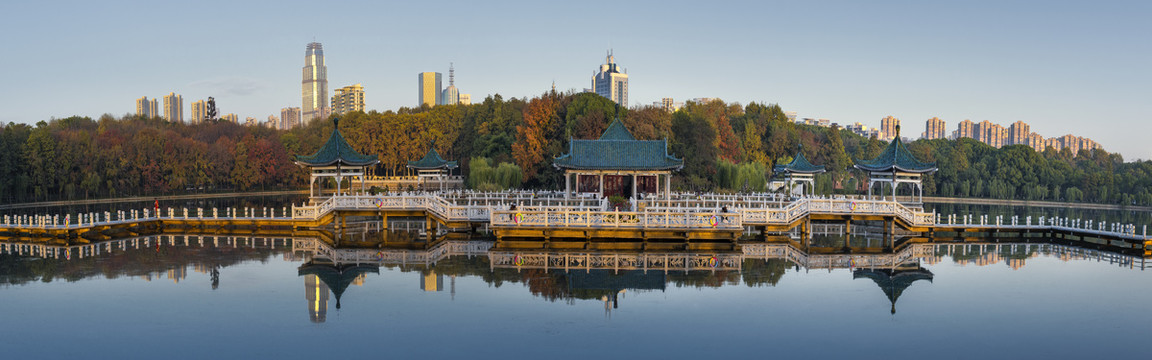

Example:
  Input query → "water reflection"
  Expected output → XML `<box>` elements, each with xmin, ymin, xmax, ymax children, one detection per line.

<box><xmin>1</xmin><ymin>232</ymin><xmax>1146</xmax><ymax>321</ymax></box>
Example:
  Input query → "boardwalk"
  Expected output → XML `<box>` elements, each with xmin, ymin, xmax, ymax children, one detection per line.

<box><xmin>1</xmin><ymin>192</ymin><xmax>1148</xmax><ymax>254</ymax></box>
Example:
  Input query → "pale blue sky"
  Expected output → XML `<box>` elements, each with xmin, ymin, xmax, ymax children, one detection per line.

<box><xmin>4</xmin><ymin>0</ymin><xmax>1149</xmax><ymax>159</ymax></box>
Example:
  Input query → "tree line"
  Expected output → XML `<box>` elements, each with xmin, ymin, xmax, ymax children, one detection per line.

<box><xmin>2</xmin><ymin>90</ymin><xmax>1150</xmax><ymax>206</ymax></box>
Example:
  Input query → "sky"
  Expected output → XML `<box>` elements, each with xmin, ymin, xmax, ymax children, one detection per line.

<box><xmin>3</xmin><ymin>0</ymin><xmax>1150</xmax><ymax>160</ymax></box>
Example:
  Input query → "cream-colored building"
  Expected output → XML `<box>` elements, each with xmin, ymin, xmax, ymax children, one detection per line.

<box><xmin>332</xmin><ymin>83</ymin><xmax>365</xmax><ymax>115</ymax></box>
<box><xmin>190</xmin><ymin>99</ymin><xmax>207</xmax><ymax>125</ymax></box>
<box><xmin>281</xmin><ymin>107</ymin><xmax>301</xmax><ymax>129</ymax></box>
<box><xmin>922</xmin><ymin>117</ymin><xmax>946</xmax><ymax>140</ymax></box>
<box><xmin>163</xmin><ymin>92</ymin><xmax>183</xmax><ymax>123</ymax></box>
<box><xmin>879</xmin><ymin>116</ymin><xmax>899</xmax><ymax>141</ymax></box>
<box><xmin>136</xmin><ymin>96</ymin><xmax>158</xmax><ymax>118</ymax></box>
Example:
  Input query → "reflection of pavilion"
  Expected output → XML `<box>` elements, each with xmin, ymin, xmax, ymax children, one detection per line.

<box><xmin>299</xmin><ymin>262</ymin><xmax>379</xmax><ymax>322</ymax></box>
<box><xmin>568</xmin><ymin>270</ymin><xmax>665</xmax><ymax>311</ymax></box>
<box><xmin>852</xmin><ymin>263</ymin><xmax>933</xmax><ymax>314</ymax></box>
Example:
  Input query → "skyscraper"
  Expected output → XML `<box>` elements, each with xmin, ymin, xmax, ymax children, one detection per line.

<box><xmin>190</xmin><ymin>99</ymin><xmax>207</xmax><ymax>125</ymax></box>
<box><xmin>592</xmin><ymin>51</ymin><xmax>628</xmax><ymax>105</ymax></box>
<box><xmin>440</xmin><ymin>63</ymin><xmax>460</xmax><ymax>105</ymax></box>
<box><xmin>418</xmin><ymin>72</ymin><xmax>442</xmax><ymax>107</ymax></box>
<box><xmin>136</xmin><ymin>96</ymin><xmax>159</xmax><ymax>118</ymax></box>
<box><xmin>302</xmin><ymin>42</ymin><xmax>329</xmax><ymax>122</ymax></box>
<box><xmin>281</xmin><ymin>107</ymin><xmax>301</xmax><ymax>130</ymax></box>
<box><xmin>163</xmin><ymin>92</ymin><xmax>183</xmax><ymax>123</ymax></box>
<box><xmin>332</xmin><ymin>84</ymin><xmax>365</xmax><ymax>115</ymax></box>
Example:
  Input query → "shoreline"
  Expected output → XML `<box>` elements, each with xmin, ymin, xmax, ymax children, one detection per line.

<box><xmin>0</xmin><ymin>190</ymin><xmax>308</xmax><ymax>210</ymax></box>
<box><xmin>923</xmin><ymin>196</ymin><xmax>1152</xmax><ymax>212</ymax></box>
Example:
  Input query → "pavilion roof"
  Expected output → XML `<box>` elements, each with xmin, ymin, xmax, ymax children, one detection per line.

<box><xmin>773</xmin><ymin>150</ymin><xmax>826</xmax><ymax>174</ymax></box>
<box><xmin>407</xmin><ymin>142</ymin><xmax>458</xmax><ymax>170</ymax></box>
<box><xmin>294</xmin><ymin>118</ymin><xmax>380</xmax><ymax>167</ymax></box>
<box><xmin>853</xmin><ymin>127</ymin><xmax>937</xmax><ymax>173</ymax></box>
<box><xmin>553</xmin><ymin>117</ymin><xmax>684</xmax><ymax>171</ymax></box>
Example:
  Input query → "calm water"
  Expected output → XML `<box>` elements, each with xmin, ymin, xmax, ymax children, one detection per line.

<box><xmin>1</xmin><ymin>233</ymin><xmax>1148</xmax><ymax>359</ymax></box>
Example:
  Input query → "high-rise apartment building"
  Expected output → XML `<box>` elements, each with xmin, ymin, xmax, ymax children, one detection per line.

<box><xmin>923</xmin><ymin>117</ymin><xmax>946</xmax><ymax>139</ymax></box>
<box><xmin>332</xmin><ymin>84</ymin><xmax>365</xmax><ymax>115</ymax></box>
<box><xmin>1008</xmin><ymin>121</ymin><xmax>1030</xmax><ymax>146</ymax></box>
<box><xmin>221</xmin><ymin>113</ymin><xmax>238</xmax><ymax>123</ymax></box>
<box><xmin>136</xmin><ymin>96</ymin><xmax>159</xmax><ymax>118</ymax></box>
<box><xmin>952</xmin><ymin>119</ymin><xmax>975</xmax><ymax>140</ymax></box>
<box><xmin>190</xmin><ymin>99</ymin><xmax>207</xmax><ymax>125</ymax></box>
<box><xmin>975</xmin><ymin>121</ymin><xmax>1007</xmax><ymax>148</ymax></box>
<box><xmin>459</xmin><ymin>94</ymin><xmax>471</xmax><ymax>106</ymax></box>
<box><xmin>163</xmin><ymin>92</ymin><xmax>183</xmax><ymax>123</ymax></box>
<box><xmin>592</xmin><ymin>51</ymin><xmax>628</xmax><ymax>105</ymax></box>
<box><xmin>879</xmin><ymin>116</ymin><xmax>899</xmax><ymax>141</ymax></box>
<box><xmin>418</xmin><ymin>72</ymin><xmax>442</xmax><ymax>106</ymax></box>
<box><xmin>302</xmin><ymin>42</ymin><xmax>329</xmax><ymax>121</ymax></box>
<box><xmin>267</xmin><ymin>115</ymin><xmax>280</xmax><ymax>129</ymax></box>
<box><xmin>1026</xmin><ymin>132</ymin><xmax>1045</xmax><ymax>152</ymax></box>
<box><xmin>281</xmin><ymin>107</ymin><xmax>301</xmax><ymax>129</ymax></box>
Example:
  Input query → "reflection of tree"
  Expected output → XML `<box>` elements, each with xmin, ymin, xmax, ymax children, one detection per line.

<box><xmin>667</xmin><ymin>270</ymin><xmax>740</xmax><ymax>288</ymax></box>
<box><xmin>741</xmin><ymin>259</ymin><xmax>790</xmax><ymax>287</ymax></box>
<box><xmin>0</xmin><ymin>242</ymin><xmax>286</xmax><ymax>287</ymax></box>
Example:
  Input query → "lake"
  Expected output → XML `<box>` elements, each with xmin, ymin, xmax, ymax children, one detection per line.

<box><xmin>1</xmin><ymin>229</ymin><xmax>1147</xmax><ymax>359</ymax></box>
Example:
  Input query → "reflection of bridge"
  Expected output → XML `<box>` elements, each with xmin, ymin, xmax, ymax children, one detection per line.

<box><xmin>2</xmin><ymin>192</ymin><xmax>1148</xmax><ymax>255</ymax></box>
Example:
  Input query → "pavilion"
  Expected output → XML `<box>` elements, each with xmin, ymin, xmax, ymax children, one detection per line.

<box><xmin>773</xmin><ymin>146</ymin><xmax>826</xmax><ymax>195</ymax></box>
<box><xmin>853</xmin><ymin>125</ymin><xmax>937</xmax><ymax>203</ymax></box>
<box><xmin>553</xmin><ymin>117</ymin><xmax>683</xmax><ymax>199</ymax></box>
<box><xmin>294</xmin><ymin>117</ymin><xmax>380</xmax><ymax>198</ymax></box>
<box><xmin>407</xmin><ymin>142</ymin><xmax>458</xmax><ymax>192</ymax></box>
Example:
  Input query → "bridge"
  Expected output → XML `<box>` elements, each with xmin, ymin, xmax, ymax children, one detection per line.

<box><xmin>1</xmin><ymin>192</ymin><xmax>1148</xmax><ymax>255</ymax></box>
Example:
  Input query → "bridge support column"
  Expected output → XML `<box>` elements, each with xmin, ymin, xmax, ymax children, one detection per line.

<box><xmin>844</xmin><ymin>219</ymin><xmax>851</xmax><ymax>235</ymax></box>
<box><xmin>380</xmin><ymin>212</ymin><xmax>388</xmax><ymax>230</ymax></box>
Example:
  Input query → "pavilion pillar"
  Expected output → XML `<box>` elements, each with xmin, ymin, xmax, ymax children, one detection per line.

<box><xmin>565</xmin><ymin>172</ymin><xmax>571</xmax><ymax>199</ymax></box>
<box><xmin>665</xmin><ymin>173</ymin><xmax>671</xmax><ymax>200</ymax></box>
<box><xmin>631</xmin><ymin>175</ymin><xmax>637</xmax><ymax>200</ymax></box>
<box><xmin>599</xmin><ymin>174</ymin><xmax>604</xmax><ymax>198</ymax></box>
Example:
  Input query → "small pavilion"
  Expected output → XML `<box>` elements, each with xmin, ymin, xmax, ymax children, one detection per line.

<box><xmin>773</xmin><ymin>146</ymin><xmax>826</xmax><ymax>195</ymax></box>
<box><xmin>853</xmin><ymin>125</ymin><xmax>937</xmax><ymax>203</ymax></box>
<box><xmin>553</xmin><ymin>117</ymin><xmax>683</xmax><ymax>199</ymax></box>
<box><xmin>407</xmin><ymin>142</ymin><xmax>458</xmax><ymax>192</ymax></box>
<box><xmin>294</xmin><ymin>117</ymin><xmax>380</xmax><ymax>198</ymax></box>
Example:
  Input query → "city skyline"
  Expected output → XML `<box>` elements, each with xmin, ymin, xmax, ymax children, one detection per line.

<box><xmin>3</xmin><ymin>1</ymin><xmax>1149</xmax><ymax>160</ymax></box>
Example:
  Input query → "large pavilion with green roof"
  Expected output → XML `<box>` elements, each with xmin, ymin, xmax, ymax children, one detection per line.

<box><xmin>853</xmin><ymin>126</ymin><xmax>937</xmax><ymax>203</ymax></box>
<box><xmin>553</xmin><ymin>117</ymin><xmax>683</xmax><ymax>200</ymax></box>
<box><xmin>773</xmin><ymin>146</ymin><xmax>826</xmax><ymax>196</ymax></box>
<box><xmin>407</xmin><ymin>142</ymin><xmax>458</xmax><ymax>192</ymax></box>
<box><xmin>294</xmin><ymin>118</ymin><xmax>380</xmax><ymax>198</ymax></box>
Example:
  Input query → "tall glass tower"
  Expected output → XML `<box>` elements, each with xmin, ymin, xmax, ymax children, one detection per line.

<box><xmin>302</xmin><ymin>42</ymin><xmax>329</xmax><ymax>122</ymax></box>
